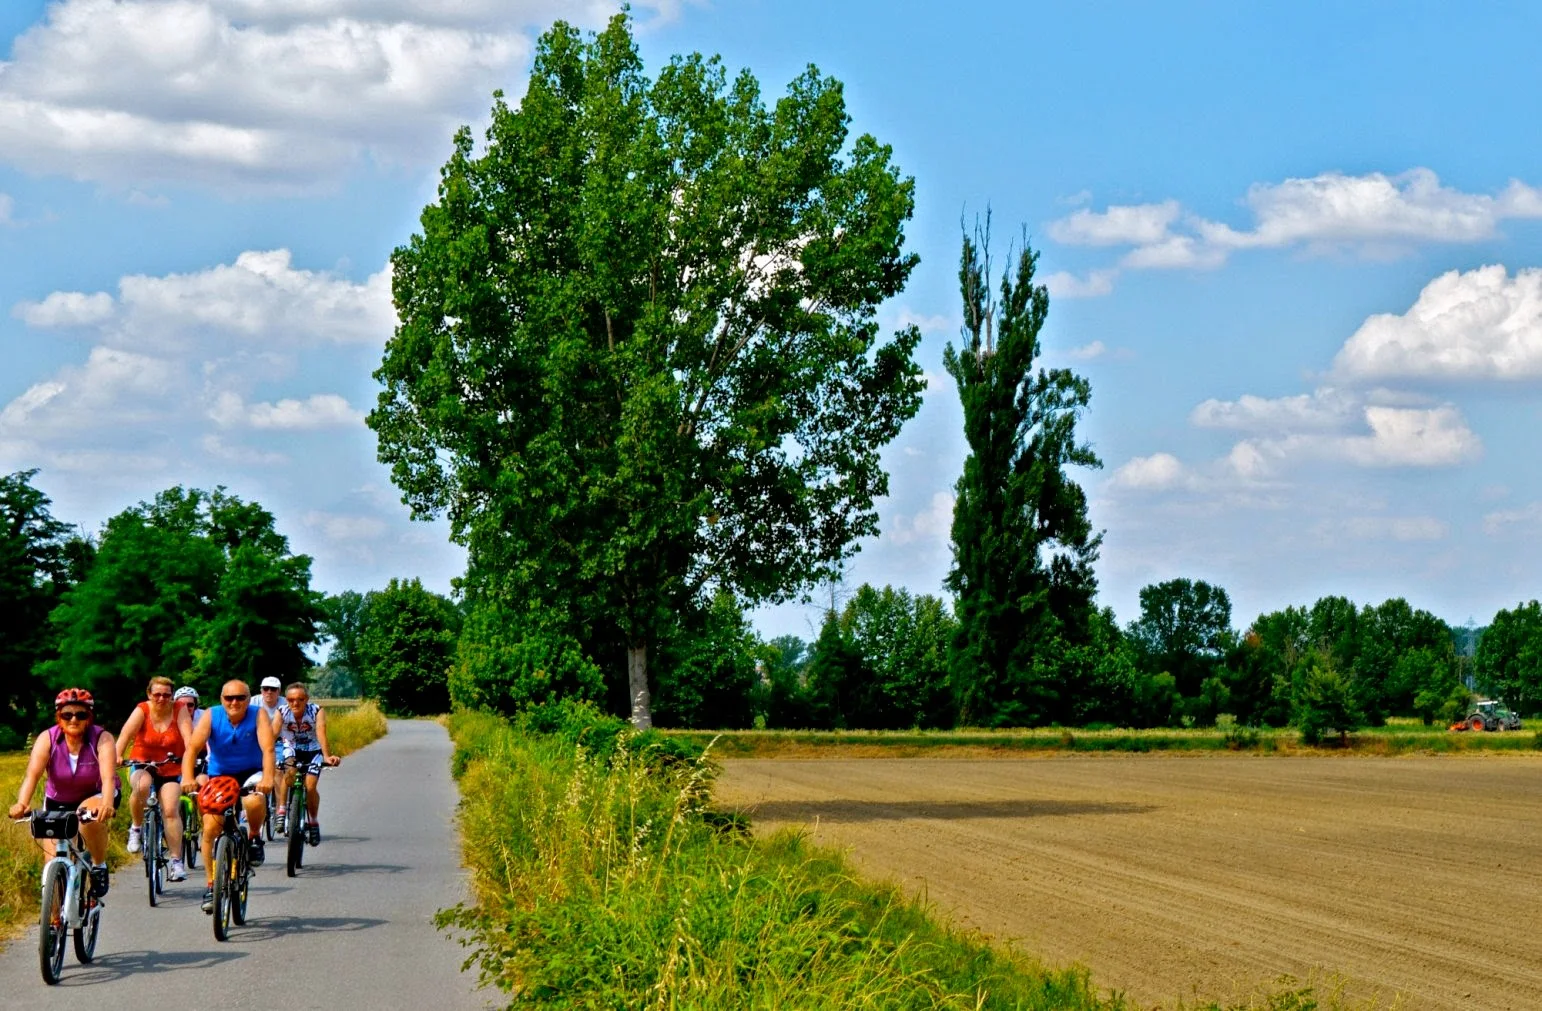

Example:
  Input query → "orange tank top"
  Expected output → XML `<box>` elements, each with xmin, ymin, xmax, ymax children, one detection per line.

<box><xmin>129</xmin><ymin>701</ymin><xmax>184</xmax><ymax>773</ymax></box>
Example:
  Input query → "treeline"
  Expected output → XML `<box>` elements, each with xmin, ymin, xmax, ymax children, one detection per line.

<box><xmin>0</xmin><ymin>472</ymin><xmax>323</xmax><ymax>747</ymax></box>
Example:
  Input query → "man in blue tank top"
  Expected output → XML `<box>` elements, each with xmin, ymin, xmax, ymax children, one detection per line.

<box><xmin>181</xmin><ymin>679</ymin><xmax>276</xmax><ymax>913</ymax></box>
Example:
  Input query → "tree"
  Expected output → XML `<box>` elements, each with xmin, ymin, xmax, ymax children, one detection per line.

<box><xmin>198</xmin><ymin>545</ymin><xmax>324</xmax><ymax>685</ymax></box>
<box><xmin>320</xmin><ymin>590</ymin><xmax>367</xmax><ymax>684</ymax></box>
<box><xmin>1127</xmin><ymin>578</ymin><xmax>1233</xmax><ymax>699</ymax></box>
<box><xmin>357</xmin><ymin>578</ymin><xmax>459</xmax><ymax>716</ymax></box>
<box><xmin>1290</xmin><ymin>650</ymin><xmax>1361</xmax><ymax>745</ymax></box>
<box><xmin>945</xmin><ymin>223</ymin><xmax>1102</xmax><ymax>726</ymax></box>
<box><xmin>756</xmin><ymin>635</ymin><xmax>812</xmax><ymax>729</ymax></box>
<box><xmin>1475</xmin><ymin>601</ymin><xmax>1542</xmax><ymax>715</ymax></box>
<box><xmin>841</xmin><ymin>584</ymin><xmax>956</xmax><ymax>729</ymax></box>
<box><xmin>0</xmin><ymin>471</ymin><xmax>80</xmax><ymax>744</ymax></box>
<box><xmin>651</xmin><ymin>590</ymin><xmax>760</xmax><ymax>729</ymax></box>
<box><xmin>370</xmin><ymin>15</ymin><xmax>924</xmax><ymax>729</ymax></box>
<box><xmin>449</xmin><ymin>595</ymin><xmax>604</xmax><ymax>717</ymax></box>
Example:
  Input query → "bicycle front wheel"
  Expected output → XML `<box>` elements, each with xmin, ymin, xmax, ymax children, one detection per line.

<box><xmin>286</xmin><ymin>783</ymin><xmax>305</xmax><ymax>877</ymax></box>
<box><xmin>73</xmin><ymin>894</ymin><xmax>100</xmax><ymax>964</ymax></box>
<box><xmin>144</xmin><ymin>807</ymin><xmax>161</xmax><ymax>907</ymax></box>
<box><xmin>181</xmin><ymin>798</ymin><xmax>199</xmax><ymax>869</ymax></box>
<box><xmin>231</xmin><ymin>841</ymin><xmax>250</xmax><ymax>925</ymax></box>
<box><xmin>212</xmin><ymin>835</ymin><xmax>234</xmax><ymax>942</ymax></box>
<box><xmin>39</xmin><ymin>860</ymin><xmax>68</xmax><ymax>984</ymax></box>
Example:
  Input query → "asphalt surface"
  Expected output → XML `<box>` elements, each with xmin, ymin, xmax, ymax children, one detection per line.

<box><xmin>0</xmin><ymin>720</ymin><xmax>491</xmax><ymax>1008</ymax></box>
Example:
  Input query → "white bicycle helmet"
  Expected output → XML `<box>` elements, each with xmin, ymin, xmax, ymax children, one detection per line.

<box><xmin>173</xmin><ymin>686</ymin><xmax>199</xmax><ymax>703</ymax></box>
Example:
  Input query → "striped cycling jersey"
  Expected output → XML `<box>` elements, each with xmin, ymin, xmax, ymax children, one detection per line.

<box><xmin>278</xmin><ymin>702</ymin><xmax>321</xmax><ymax>751</ymax></box>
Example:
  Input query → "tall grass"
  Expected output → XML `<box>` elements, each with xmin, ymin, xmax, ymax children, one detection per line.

<box><xmin>443</xmin><ymin>707</ymin><xmax>1126</xmax><ymax>1009</ymax></box>
<box><xmin>444</xmin><ymin>707</ymin><xmax>1400</xmax><ymax>1009</ymax></box>
<box><xmin>326</xmin><ymin>700</ymin><xmax>389</xmax><ymax>756</ymax></box>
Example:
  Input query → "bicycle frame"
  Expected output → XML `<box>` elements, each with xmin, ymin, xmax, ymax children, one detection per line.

<box><xmin>42</xmin><ymin>839</ymin><xmax>91</xmax><ymax>933</ymax></box>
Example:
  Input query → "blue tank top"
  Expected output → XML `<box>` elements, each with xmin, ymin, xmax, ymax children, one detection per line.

<box><xmin>207</xmin><ymin>705</ymin><xmax>263</xmax><ymax>776</ymax></box>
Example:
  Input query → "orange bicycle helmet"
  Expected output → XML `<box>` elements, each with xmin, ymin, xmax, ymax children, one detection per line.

<box><xmin>54</xmin><ymin>687</ymin><xmax>94</xmax><ymax>709</ymax></box>
<box><xmin>199</xmin><ymin>776</ymin><xmax>242</xmax><ymax>814</ymax></box>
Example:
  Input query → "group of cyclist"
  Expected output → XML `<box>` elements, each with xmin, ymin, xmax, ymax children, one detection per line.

<box><xmin>8</xmin><ymin>675</ymin><xmax>342</xmax><ymax>913</ymax></box>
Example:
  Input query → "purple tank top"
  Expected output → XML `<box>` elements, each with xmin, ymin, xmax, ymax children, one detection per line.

<box><xmin>44</xmin><ymin>724</ymin><xmax>106</xmax><ymax>804</ymax></box>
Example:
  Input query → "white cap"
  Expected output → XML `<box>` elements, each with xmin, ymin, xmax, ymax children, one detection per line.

<box><xmin>260</xmin><ymin>676</ymin><xmax>283</xmax><ymax>689</ymax></box>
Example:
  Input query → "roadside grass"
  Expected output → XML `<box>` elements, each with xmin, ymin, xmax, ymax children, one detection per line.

<box><xmin>441</xmin><ymin>705</ymin><xmax>1392</xmax><ymax>1009</ymax></box>
<box><xmin>665</xmin><ymin>721</ymin><xmax>1542</xmax><ymax>758</ymax></box>
<box><xmin>326</xmin><ymin>700</ymin><xmax>389</xmax><ymax>757</ymax></box>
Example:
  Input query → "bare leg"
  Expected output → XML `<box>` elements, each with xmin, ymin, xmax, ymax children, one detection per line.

<box><xmin>77</xmin><ymin>796</ymin><xmax>110</xmax><ymax>865</ymax></box>
<box><xmin>128</xmin><ymin>770</ymin><xmax>151</xmax><ymax>828</ymax></box>
<box><xmin>201</xmin><ymin>812</ymin><xmax>222</xmax><ymax>883</ymax></box>
<box><xmin>159</xmin><ymin>781</ymin><xmax>184</xmax><ymax>855</ymax></box>
<box><xmin>305</xmin><ymin>774</ymin><xmax>322</xmax><ymax>820</ymax></box>
<box><xmin>242</xmin><ymin>792</ymin><xmax>267</xmax><ymax>839</ymax></box>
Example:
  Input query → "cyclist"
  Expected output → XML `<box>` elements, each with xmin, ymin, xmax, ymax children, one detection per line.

<box><xmin>273</xmin><ymin>682</ymin><xmax>341</xmax><ymax>842</ymax></box>
<box><xmin>255</xmin><ymin>676</ymin><xmax>285</xmax><ymax>823</ymax></box>
<box><xmin>115</xmin><ymin>676</ymin><xmax>193</xmax><ymax>882</ymax></box>
<box><xmin>181</xmin><ymin>679</ymin><xmax>275</xmax><ymax>913</ymax></box>
<box><xmin>7</xmin><ymin>689</ymin><xmax>119</xmax><ymax>898</ymax></box>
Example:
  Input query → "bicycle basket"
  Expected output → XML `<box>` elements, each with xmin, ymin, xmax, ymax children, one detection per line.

<box><xmin>30</xmin><ymin>810</ymin><xmax>79</xmax><ymax>840</ymax></box>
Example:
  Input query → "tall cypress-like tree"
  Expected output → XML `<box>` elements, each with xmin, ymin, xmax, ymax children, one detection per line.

<box><xmin>944</xmin><ymin>224</ymin><xmax>1102</xmax><ymax>726</ymax></box>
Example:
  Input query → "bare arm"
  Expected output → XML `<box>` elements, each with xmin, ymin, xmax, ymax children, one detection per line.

<box><xmin>257</xmin><ymin>707</ymin><xmax>277</xmax><ymax>792</ymax></box>
<box><xmin>182</xmin><ymin>710</ymin><xmax>212</xmax><ymax>789</ymax></box>
<box><xmin>8</xmin><ymin>731</ymin><xmax>53</xmax><ymax>818</ymax></box>
<box><xmin>95</xmin><ymin>731</ymin><xmax>118</xmax><ymax>818</ymax></box>
<box><xmin>315</xmin><ymin>708</ymin><xmax>340</xmax><ymax>765</ymax></box>
<box><xmin>176</xmin><ymin>704</ymin><xmax>194</xmax><ymax>746</ymax></box>
<box><xmin>116</xmin><ymin>706</ymin><xmax>145</xmax><ymax>765</ymax></box>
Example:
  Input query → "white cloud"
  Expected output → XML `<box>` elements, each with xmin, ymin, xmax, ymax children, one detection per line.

<box><xmin>1230</xmin><ymin>404</ymin><xmax>1480</xmax><ymax>471</ymax></box>
<box><xmin>1111</xmin><ymin>453</ymin><xmax>1192</xmax><ymax>491</ymax></box>
<box><xmin>0</xmin><ymin>0</ymin><xmax>675</xmax><ymax>192</ymax></box>
<box><xmin>887</xmin><ymin>491</ymin><xmax>954</xmax><ymax>547</ymax></box>
<box><xmin>1066</xmin><ymin>340</ymin><xmax>1108</xmax><ymax>361</ymax></box>
<box><xmin>303</xmin><ymin>510</ymin><xmax>389</xmax><ymax>542</ymax></box>
<box><xmin>1048</xmin><ymin>169</ymin><xmax>1542</xmax><ymax>274</ymax></box>
<box><xmin>891</xmin><ymin>307</ymin><xmax>955</xmax><ymax>334</ymax></box>
<box><xmin>0</xmin><ymin>193</ymin><xmax>13</xmax><ymax>225</ymax></box>
<box><xmin>1333</xmin><ymin>265</ymin><xmax>1542</xmax><ymax>381</ymax></box>
<box><xmin>1043</xmin><ymin>268</ymin><xmax>1117</xmax><ymax>298</ymax></box>
<box><xmin>1318</xmin><ymin>515</ymin><xmax>1449</xmax><ymax>543</ymax></box>
<box><xmin>13</xmin><ymin>290</ymin><xmax>115</xmax><ymax>328</ymax></box>
<box><xmin>1484</xmin><ymin>502</ymin><xmax>1542</xmax><ymax>535</ymax></box>
<box><xmin>201</xmin><ymin>434</ymin><xmax>287</xmax><ymax>466</ymax></box>
<box><xmin>210</xmin><ymin>392</ymin><xmax>363</xmax><ymax>430</ymax></box>
<box><xmin>1191</xmin><ymin>388</ymin><xmax>1358</xmax><ymax>432</ymax></box>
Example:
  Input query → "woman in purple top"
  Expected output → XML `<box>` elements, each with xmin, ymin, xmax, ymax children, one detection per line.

<box><xmin>9</xmin><ymin>688</ymin><xmax>120</xmax><ymax>898</ymax></box>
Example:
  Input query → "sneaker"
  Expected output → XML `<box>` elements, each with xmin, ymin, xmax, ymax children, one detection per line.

<box><xmin>126</xmin><ymin>826</ymin><xmax>142</xmax><ymax>853</ymax></box>
<box><xmin>275</xmin><ymin>808</ymin><xmax>287</xmax><ymax>834</ymax></box>
<box><xmin>307</xmin><ymin>822</ymin><xmax>320</xmax><ymax>847</ymax></box>
<box><xmin>89</xmin><ymin>865</ymin><xmax>109</xmax><ymax>899</ymax></box>
<box><xmin>167</xmin><ymin>857</ymin><xmax>187</xmax><ymax>882</ymax></box>
<box><xmin>248</xmin><ymin>836</ymin><xmax>265</xmax><ymax>867</ymax></box>
<box><xmin>200</xmin><ymin>887</ymin><xmax>214</xmax><ymax>913</ymax></box>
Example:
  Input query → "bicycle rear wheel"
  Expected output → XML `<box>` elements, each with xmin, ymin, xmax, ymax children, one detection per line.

<box><xmin>144</xmin><ymin>807</ymin><xmax>161</xmax><ymax>907</ymax></box>
<box><xmin>232</xmin><ymin>841</ymin><xmax>250</xmax><ymax>925</ymax></box>
<box><xmin>38</xmin><ymin>860</ymin><xmax>67</xmax><ymax>984</ymax></box>
<box><xmin>212</xmin><ymin>835</ymin><xmax>234</xmax><ymax>942</ymax></box>
<box><xmin>73</xmin><ymin>895</ymin><xmax>100</xmax><ymax>963</ymax></box>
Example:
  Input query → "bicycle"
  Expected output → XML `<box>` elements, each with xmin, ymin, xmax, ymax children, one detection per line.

<box><xmin>283</xmin><ymin>761</ymin><xmax>308</xmax><ymax>877</ymax></box>
<box><xmin>209</xmin><ymin>784</ymin><xmax>256</xmax><ymax>941</ymax></box>
<box><xmin>180</xmin><ymin>792</ymin><xmax>200</xmax><ymax>869</ymax></box>
<box><xmin>127</xmin><ymin>762</ymin><xmax>173</xmax><ymax>907</ymax></box>
<box><xmin>17</xmin><ymin>809</ymin><xmax>104</xmax><ymax>985</ymax></box>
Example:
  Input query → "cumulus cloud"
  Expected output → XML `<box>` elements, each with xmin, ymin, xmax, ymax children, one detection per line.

<box><xmin>1111</xmin><ymin>453</ymin><xmax>1192</xmax><ymax>491</ymax></box>
<box><xmin>303</xmin><ymin>510</ymin><xmax>389</xmax><ymax>542</ymax></box>
<box><xmin>0</xmin><ymin>0</ymin><xmax>675</xmax><ymax>192</ymax></box>
<box><xmin>1066</xmin><ymin>340</ymin><xmax>1108</xmax><ymax>361</ymax></box>
<box><xmin>1483</xmin><ymin>502</ymin><xmax>1542</xmax><ymax>535</ymax></box>
<box><xmin>887</xmin><ymin>492</ymin><xmax>955</xmax><ymax>547</ymax></box>
<box><xmin>1</xmin><ymin>249</ymin><xmax>388</xmax><ymax>480</ymax></box>
<box><xmin>1191</xmin><ymin>388</ymin><xmax>1358</xmax><ymax>432</ymax></box>
<box><xmin>1048</xmin><ymin>169</ymin><xmax>1542</xmax><ymax>275</ymax></box>
<box><xmin>1043</xmin><ymin>268</ymin><xmax>1117</xmax><ymax>298</ymax></box>
<box><xmin>1333</xmin><ymin>265</ymin><xmax>1542</xmax><ymax>381</ymax></box>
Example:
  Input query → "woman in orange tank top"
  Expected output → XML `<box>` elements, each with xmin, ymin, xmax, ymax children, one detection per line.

<box><xmin>115</xmin><ymin>676</ymin><xmax>194</xmax><ymax>880</ymax></box>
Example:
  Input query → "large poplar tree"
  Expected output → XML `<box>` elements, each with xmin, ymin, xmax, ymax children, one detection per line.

<box><xmin>944</xmin><ymin>225</ymin><xmax>1102</xmax><ymax>726</ymax></box>
<box><xmin>371</xmin><ymin>15</ymin><xmax>924</xmax><ymax>727</ymax></box>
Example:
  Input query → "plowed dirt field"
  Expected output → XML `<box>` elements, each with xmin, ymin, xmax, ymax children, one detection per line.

<box><xmin>716</xmin><ymin>756</ymin><xmax>1542</xmax><ymax>1010</ymax></box>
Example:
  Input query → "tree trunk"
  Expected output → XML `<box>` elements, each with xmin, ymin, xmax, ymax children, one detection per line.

<box><xmin>628</xmin><ymin>641</ymin><xmax>652</xmax><ymax>730</ymax></box>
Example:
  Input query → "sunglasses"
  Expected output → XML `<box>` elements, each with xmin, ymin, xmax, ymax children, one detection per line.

<box><xmin>57</xmin><ymin>711</ymin><xmax>92</xmax><ymax>722</ymax></box>
<box><xmin>260</xmin><ymin>687</ymin><xmax>280</xmax><ymax>692</ymax></box>
<box><xmin>150</xmin><ymin>692</ymin><xmax>173</xmax><ymax>699</ymax></box>
<box><xmin>222</xmin><ymin>694</ymin><xmax>249</xmax><ymax>702</ymax></box>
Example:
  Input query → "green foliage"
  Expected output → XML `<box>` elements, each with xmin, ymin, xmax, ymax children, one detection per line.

<box><xmin>306</xmin><ymin>664</ymin><xmax>358</xmax><ymax>699</ymax></box>
<box><xmin>1128</xmin><ymin>578</ymin><xmax>1233</xmax><ymax>699</ymax></box>
<box><xmin>946</xmin><ymin>224</ymin><xmax>1102</xmax><ymax>727</ymax></box>
<box><xmin>41</xmin><ymin>486</ymin><xmax>318</xmax><ymax>716</ymax></box>
<box><xmin>0</xmin><ymin>471</ymin><xmax>81</xmax><ymax>738</ymax></box>
<box><xmin>1475</xmin><ymin>601</ymin><xmax>1542</xmax><ymax>715</ymax></box>
<box><xmin>652</xmin><ymin>590</ymin><xmax>760</xmax><ymax>730</ymax></box>
<box><xmin>441</xmin><ymin>709</ymin><xmax>1125</xmax><ymax>1009</ymax></box>
<box><xmin>756</xmin><ymin>634</ymin><xmax>813</xmax><ymax>729</ymax></box>
<box><xmin>319</xmin><ymin>590</ymin><xmax>366</xmax><ymax>682</ymax></box>
<box><xmin>1290</xmin><ymin>651</ymin><xmax>1362</xmax><ymax>745</ymax></box>
<box><xmin>370</xmin><ymin>14</ymin><xmax>924</xmax><ymax>728</ymax></box>
<box><xmin>450</xmin><ymin>597</ymin><xmax>604</xmax><ymax>717</ymax></box>
<box><xmin>356</xmin><ymin>578</ymin><xmax>459</xmax><ymax>716</ymax></box>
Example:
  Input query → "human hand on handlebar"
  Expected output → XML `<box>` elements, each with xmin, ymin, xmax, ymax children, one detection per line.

<box><xmin>324</xmin><ymin>755</ymin><xmax>341</xmax><ymax>767</ymax></box>
<box><xmin>7</xmin><ymin>801</ymin><xmax>27</xmax><ymax>820</ymax></box>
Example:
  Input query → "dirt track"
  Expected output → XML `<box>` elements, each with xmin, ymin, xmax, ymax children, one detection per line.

<box><xmin>716</xmin><ymin>755</ymin><xmax>1542</xmax><ymax>1010</ymax></box>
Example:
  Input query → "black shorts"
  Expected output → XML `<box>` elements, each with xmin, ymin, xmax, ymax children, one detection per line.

<box><xmin>129</xmin><ymin>765</ymin><xmax>180</xmax><ymax>790</ymax></box>
<box><xmin>283</xmin><ymin>750</ymin><xmax>325</xmax><ymax>778</ymax></box>
<box><xmin>45</xmin><ymin>784</ymin><xmax>123</xmax><ymax>813</ymax></box>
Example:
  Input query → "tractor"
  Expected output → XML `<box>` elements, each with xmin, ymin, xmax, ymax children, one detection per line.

<box><xmin>1449</xmin><ymin>699</ymin><xmax>1523</xmax><ymax>732</ymax></box>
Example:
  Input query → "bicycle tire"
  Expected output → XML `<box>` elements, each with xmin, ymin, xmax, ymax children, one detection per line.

<box><xmin>232</xmin><ymin>839</ymin><xmax>250</xmax><ymax>925</ymax></box>
<box><xmin>212</xmin><ymin>834</ymin><xmax>234</xmax><ymax>942</ymax></box>
<box><xmin>264</xmin><ymin>788</ymin><xmax>276</xmax><ymax>840</ymax></box>
<box><xmin>286</xmin><ymin>780</ymin><xmax>305</xmax><ymax>877</ymax></box>
<box><xmin>182</xmin><ymin>798</ymin><xmax>199</xmax><ymax>869</ymax></box>
<box><xmin>144</xmin><ymin>806</ymin><xmax>160</xmax><ymax>907</ymax></box>
<box><xmin>38</xmin><ymin>860</ymin><xmax>68</xmax><ymax>984</ymax></box>
<box><xmin>73</xmin><ymin>896</ymin><xmax>100</xmax><ymax>964</ymax></box>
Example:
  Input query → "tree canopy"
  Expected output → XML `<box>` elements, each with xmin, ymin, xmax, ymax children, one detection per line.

<box><xmin>370</xmin><ymin>14</ymin><xmax>924</xmax><ymax>727</ymax></box>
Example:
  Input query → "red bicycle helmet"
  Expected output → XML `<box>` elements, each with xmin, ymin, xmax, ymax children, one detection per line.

<box><xmin>199</xmin><ymin>776</ymin><xmax>242</xmax><ymax>814</ymax></box>
<box><xmin>54</xmin><ymin>688</ymin><xmax>94</xmax><ymax>709</ymax></box>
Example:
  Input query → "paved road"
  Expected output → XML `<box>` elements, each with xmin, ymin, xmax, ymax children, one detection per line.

<box><xmin>0</xmin><ymin>720</ymin><xmax>491</xmax><ymax>1008</ymax></box>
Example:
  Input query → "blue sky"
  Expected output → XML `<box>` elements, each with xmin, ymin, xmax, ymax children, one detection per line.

<box><xmin>2</xmin><ymin>1</ymin><xmax>1539</xmax><ymax>640</ymax></box>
